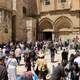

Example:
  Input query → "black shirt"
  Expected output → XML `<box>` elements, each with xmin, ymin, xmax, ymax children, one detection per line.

<box><xmin>0</xmin><ymin>65</ymin><xmax>8</xmax><ymax>80</ymax></box>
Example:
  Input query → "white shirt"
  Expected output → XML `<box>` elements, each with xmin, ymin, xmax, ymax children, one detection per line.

<box><xmin>7</xmin><ymin>58</ymin><xmax>17</xmax><ymax>69</ymax></box>
<box><xmin>74</xmin><ymin>56</ymin><xmax>80</xmax><ymax>66</ymax></box>
<box><xmin>3</xmin><ymin>48</ymin><xmax>6</xmax><ymax>56</ymax></box>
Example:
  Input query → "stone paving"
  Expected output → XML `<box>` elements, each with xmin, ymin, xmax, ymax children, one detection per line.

<box><xmin>16</xmin><ymin>49</ymin><xmax>76</xmax><ymax>76</ymax></box>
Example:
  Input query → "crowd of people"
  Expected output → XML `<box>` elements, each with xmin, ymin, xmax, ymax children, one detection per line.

<box><xmin>0</xmin><ymin>41</ymin><xmax>48</xmax><ymax>80</ymax></box>
<box><xmin>0</xmin><ymin>37</ymin><xmax>80</xmax><ymax>80</ymax></box>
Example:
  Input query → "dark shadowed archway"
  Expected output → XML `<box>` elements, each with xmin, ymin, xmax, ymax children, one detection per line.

<box><xmin>38</xmin><ymin>18</ymin><xmax>53</xmax><ymax>41</ymax></box>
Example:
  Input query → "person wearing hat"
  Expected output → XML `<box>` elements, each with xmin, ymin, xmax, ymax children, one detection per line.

<box><xmin>0</xmin><ymin>52</ymin><xmax>8</xmax><ymax>80</ymax></box>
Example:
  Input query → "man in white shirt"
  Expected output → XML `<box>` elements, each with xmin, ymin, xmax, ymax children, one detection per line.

<box><xmin>74</xmin><ymin>56</ymin><xmax>80</xmax><ymax>67</ymax></box>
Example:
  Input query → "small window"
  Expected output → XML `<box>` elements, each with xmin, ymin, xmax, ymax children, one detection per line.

<box><xmin>44</xmin><ymin>0</ymin><xmax>50</xmax><ymax>5</ymax></box>
<box><xmin>61</xmin><ymin>0</ymin><xmax>66</xmax><ymax>2</ymax></box>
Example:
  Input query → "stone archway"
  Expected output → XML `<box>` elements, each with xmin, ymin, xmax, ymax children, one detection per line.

<box><xmin>54</xmin><ymin>16</ymin><xmax>73</xmax><ymax>41</ymax></box>
<box><xmin>38</xmin><ymin>18</ymin><xmax>53</xmax><ymax>41</ymax></box>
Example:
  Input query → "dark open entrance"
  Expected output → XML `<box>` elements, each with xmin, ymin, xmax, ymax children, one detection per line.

<box><xmin>43</xmin><ymin>32</ymin><xmax>52</xmax><ymax>40</ymax></box>
<box><xmin>12</xmin><ymin>15</ymin><xmax>16</xmax><ymax>43</ymax></box>
<box><xmin>38</xmin><ymin>18</ymin><xmax>53</xmax><ymax>41</ymax></box>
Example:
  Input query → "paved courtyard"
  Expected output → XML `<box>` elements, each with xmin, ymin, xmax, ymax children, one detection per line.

<box><xmin>17</xmin><ymin>49</ymin><xmax>76</xmax><ymax>75</ymax></box>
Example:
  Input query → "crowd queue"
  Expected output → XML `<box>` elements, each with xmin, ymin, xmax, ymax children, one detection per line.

<box><xmin>0</xmin><ymin>37</ymin><xmax>80</xmax><ymax>80</ymax></box>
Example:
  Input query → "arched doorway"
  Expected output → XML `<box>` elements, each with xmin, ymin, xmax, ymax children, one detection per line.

<box><xmin>38</xmin><ymin>18</ymin><xmax>53</xmax><ymax>41</ymax></box>
<box><xmin>54</xmin><ymin>16</ymin><xmax>73</xmax><ymax>41</ymax></box>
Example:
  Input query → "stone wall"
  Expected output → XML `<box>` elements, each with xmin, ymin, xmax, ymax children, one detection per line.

<box><xmin>15</xmin><ymin>0</ymin><xmax>37</xmax><ymax>42</ymax></box>
<box><xmin>0</xmin><ymin>10</ymin><xmax>12</xmax><ymax>43</ymax></box>
<box><xmin>37</xmin><ymin>0</ymin><xmax>80</xmax><ymax>13</ymax></box>
<box><xmin>39</xmin><ymin>11</ymin><xmax>80</xmax><ymax>41</ymax></box>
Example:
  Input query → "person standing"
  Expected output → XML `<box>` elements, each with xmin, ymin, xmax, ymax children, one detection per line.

<box><xmin>68</xmin><ymin>62</ymin><xmax>80</xmax><ymax>80</ymax></box>
<box><xmin>0</xmin><ymin>51</ymin><xmax>8</xmax><ymax>80</ymax></box>
<box><xmin>50</xmin><ymin>46</ymin><xmax>56</xmax><ymax>62</ymax></box>
<box><xmin>51</xmin><ymin>62</ymin><xmax>67</xmax><ymax>80</ymax></box>
<box><xmin>15</xmin><ymin>45</ymin><xmax>21</xmax><ymax>65</ymax></box>
<box><xmin>35</xmin><ymin>53</ymin><xmax>48</xmax><ymax>80</ymax></box>
<box><xmin>61</xmin><ymin>49</ymin><xmax>68</xmax><ymax>63</ymax></box>
<box><xmin>7</xmin><ymin>51</ymin><xmax>17</xmax><ymax>80</ymax></box>
<box><xmin>24</xmin><ymin>52</ymin><xmax>31</xmax><ymax>71</ymax></box>
<box><xmin>2</xmin><ymin>46</ymin><xmax>6</xmax><ymax>57</ymax></box>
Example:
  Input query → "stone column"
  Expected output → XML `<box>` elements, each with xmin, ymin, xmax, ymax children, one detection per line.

<box><xmin>26</xmin><ymin>19</ymin><xmax>33</xmax><ymax>43</ymax></box>
<box><xmin>27</xmin><ymin>29</ymin><xmax>32</xmax><ymax>43</ymax></box>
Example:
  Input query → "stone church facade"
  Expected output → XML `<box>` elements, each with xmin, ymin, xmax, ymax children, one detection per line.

<box><xmin>0</xmin><ymin>0</ymin><xmax>12</xmax><ymax>43</ymax></box>
<box><xmin>36</xmin><ymin>0</ymin><xmax>80</xmax><ymax>41</ymax></box>
<box><xmin>0</xmin><ymin>0</ymin><xmax>37</xmax><ymax>43</ymax></box>
<box><xmin>0</xmin><ymin>0</ymin><xmax>80</xmax><ymax>43</ymax></box>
